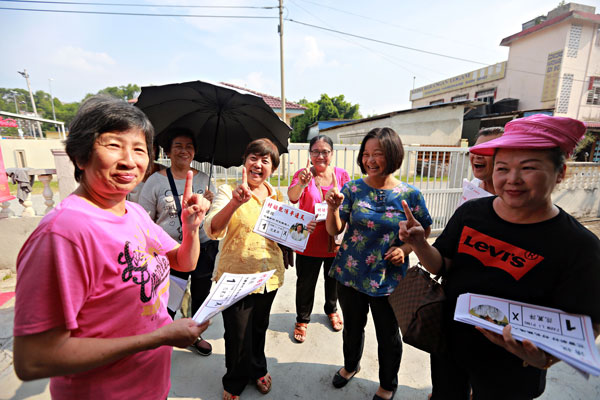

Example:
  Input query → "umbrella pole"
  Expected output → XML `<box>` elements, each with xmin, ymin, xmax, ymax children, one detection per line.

<box><xmin>208</xmin><ymin>111</ymin><xmax>222</xmax><ymax>186</ymax></box>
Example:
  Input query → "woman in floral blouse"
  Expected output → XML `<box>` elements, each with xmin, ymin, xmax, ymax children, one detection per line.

<box><xmin>325</xmin><ymin>127</ymin><xmax>432</xmax><ymax>400</ymax></box>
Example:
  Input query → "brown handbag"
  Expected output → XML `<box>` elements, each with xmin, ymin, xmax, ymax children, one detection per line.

<box><xmin>388</xmin><ymin>263</ymin><xmax>447</xmax><ymax>354</ymax></box>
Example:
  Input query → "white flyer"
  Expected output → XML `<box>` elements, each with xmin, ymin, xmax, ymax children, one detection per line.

<box><xmin>192</xmin><ymin>270</ymin><xmax>275</xmax><ymax>325</ymax></box>
<box><xmin>457</xmin><ymin>179</ymin><xmax>492</xmax><ymax>208</ymax></box>
<box><xmin>314</xmin><ymin>202</ymin><xmax>327</xmax><ymax>221</ymax></box>
<box><xmin>454</xmin><ymin>293</ymin><xmax>600</xmax><ymax>377</ymax></box>
<box><xmin>253</xmin><ymin>197</ymin><xmax>315</xmax><ymax>252</ymax></box>
<box><xmin>167</xmin><ymin>275</ymin><xmax>188</xmax><ymax>313</ymax></box>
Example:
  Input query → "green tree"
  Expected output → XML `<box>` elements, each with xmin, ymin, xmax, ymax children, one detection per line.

<box><xmin>85</xmin><ymin>84</ymin><xmax>141</xmax><ymax>101</ymax></box>
<box><xmin>290</xmin><ymin>94</ymin><xmax>361</xmax><ymax>142</ymax></box>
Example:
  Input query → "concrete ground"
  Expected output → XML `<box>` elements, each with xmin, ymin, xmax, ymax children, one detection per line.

<box><xmin>1</xmin><ymin>196</ymin><xmax>599</xmax><ymax>399</ymax></box>
<box><xmin>1</xmin><ymin>262</ymin><xmax>600</xmax><ymax>400</ymax></box>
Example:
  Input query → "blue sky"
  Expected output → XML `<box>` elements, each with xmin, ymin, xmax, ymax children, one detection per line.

<box><xmin>0</xmin><ymin>0</ymin><xmax>570</xmax><ymax>116</ymax></box>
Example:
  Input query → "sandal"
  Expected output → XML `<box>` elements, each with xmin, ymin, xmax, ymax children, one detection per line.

<box><xmin>328</xmin><ymin>313</ymin><xmax>343</xmax><ymax>332</ymax></box>
<box><xmin>294</xmin><ymin>322</ymin><xmax>308</xmax><ymax>343</ymax></box>
<box><xmin>256</xmin><ymin>373</ymin><xmax>272</xmax><ymax>394</ymax></box>
<box><xmin>223</xmin><ymin>390</ymin><xmax>240</xmax><ymax>400</ymax></box>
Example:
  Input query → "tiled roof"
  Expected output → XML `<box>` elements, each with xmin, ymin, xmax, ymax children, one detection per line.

<box><xmin>220</xmin><ymin>82</ymin><xmax>306</xmax><ymax>110</ymax></box>
<box><xmin>500</xmin><ymin>11</ymin><xmax>600</xmax><ymax>46</ymax></box>
<box><xmin>585</xmin><ymin>121</ymin><xmax>600</xmax><ymax>129</ymax></box>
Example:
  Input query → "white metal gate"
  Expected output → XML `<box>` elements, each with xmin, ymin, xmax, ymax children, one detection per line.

<box><xmin>187</xmin><ymin>144</ymin><xmax>472</xmax><ymax>233</ymax></box>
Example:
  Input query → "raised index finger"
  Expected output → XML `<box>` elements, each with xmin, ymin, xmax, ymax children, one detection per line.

<box><xmin>242</xmin><ymin>167</ymin><xmax>247</xmax><ymax>186</ymax></box>
<box><xmin>183</xmin><ymin>170</ymin><xmax>194</xmax><ymax>203</ymax></box>
<box><xmin>401</xmin><ymin>200</ymin><xmax>417</xmax><ymax>223</ymax></box>
<box><xmin>332</xmin><ymin>170</ymin><xmax>338</xmax><ymax>190</ymax></box>
<box><xmin>306</xmin><ymin>157</ymin><xmax>310</xmax><ymax>170</ymax></box>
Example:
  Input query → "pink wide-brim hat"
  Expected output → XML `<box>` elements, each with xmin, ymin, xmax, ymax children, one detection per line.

<box><xmin>470</xmin><ymin>114</ymin><xmax>586</xmax><ymax>157</ymax></box>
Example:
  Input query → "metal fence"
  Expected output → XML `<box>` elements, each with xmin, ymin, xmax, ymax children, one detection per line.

<box><xmin>168</xmin><ymin>144</ymin><xmax>472</xmax><ymax>233</ymax></box>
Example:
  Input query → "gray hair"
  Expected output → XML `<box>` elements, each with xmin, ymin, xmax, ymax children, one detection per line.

<box><xmin>66</xmin><ymin>95</ymin><xmax>154</xmax><ymax>182</ymax></box>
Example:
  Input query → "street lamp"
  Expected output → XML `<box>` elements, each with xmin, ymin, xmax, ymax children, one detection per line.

<box><xmin>48</xmin><ymin>78</ymin><xmax>57</xmax><ymax>130</ymax></box>
<box><xmin>17</xmin><ymin>69</ymin><xmax>43</xmax><ymax>138</ymax></box>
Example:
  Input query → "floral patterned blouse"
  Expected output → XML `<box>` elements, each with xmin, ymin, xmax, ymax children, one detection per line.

<box><xmin>329</xmin><ymin>178</ymin><xmax>433</xmax><ymax>297</ymax></box>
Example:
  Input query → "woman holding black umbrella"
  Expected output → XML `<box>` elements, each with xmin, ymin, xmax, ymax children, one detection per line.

<box><xmin>139</xmin><ymin>129</ymin><xmax>217</xmax><ymax>356</ymax></box>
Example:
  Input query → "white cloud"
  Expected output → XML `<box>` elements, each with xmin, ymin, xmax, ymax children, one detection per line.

<box><xmin>227</xmin><ymin>72</ymin><xmax>278</xmax><ymax>95</ymax></box>
<box><xmin>295</xmin><ymin>36</ymin><xmax>325</xmax><ymax>72</ymax></box>
<box><xmin>51</xmin><ymin>46</ymin><xmax>116</xmax><ymax>73</ymax></box>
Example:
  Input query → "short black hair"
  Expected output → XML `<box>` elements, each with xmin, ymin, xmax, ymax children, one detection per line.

<box><xmin>357</xmin><ymin>127</ymin><xmax>404</xmax><ymax>175</ymax></box>
<box><xmin>544</xmin><ymin>147</ymin><xmax>566</xmax><ymax>172</ymax></box>
<box><xmin>475</xmin><ymin>127</ymin><xmax>504</xmax><ymax>141</ymax></box>
<box><xmin>163</xmin><ymin>129</ymin><xmax>197</xmax><ymax>154</ymax></box>
<box><xmin>66</xmin><ymin>95</ymin><xmax>154</xmax><ymax>182</ymax></box>
<box><xmin>309</xmin><ymin>135</ymin><xmax>333</xmax><ymax>151</ymax></box>
<box><xmin>243</xmin><ymin>138</ymin><xmax>280</xmax><ymax>170</ymax></box>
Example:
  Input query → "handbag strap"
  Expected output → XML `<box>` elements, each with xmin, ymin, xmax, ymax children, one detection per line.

<box><xmin>166</xmin><ymin>168</ymin><xmax>183</xmax><ymax>226</ymax></box>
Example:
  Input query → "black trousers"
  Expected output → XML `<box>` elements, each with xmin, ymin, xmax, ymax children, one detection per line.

<box><xmin>222</xmin><ymin>289</ymin><xmax>278</xmax><ymax>396</ymax></box>
<box><xmin>295</xmin><ymin>254</ymin><xmax>338</xmax><ymax>323</ymax></box>
<box><xmin>337</xmin><ymin>282</ymin><xmax>402</xmax><ymax>392</ymax></box>
<box><xmin>430</xmin><ymin>345</ymin><xmax>545</xmax><ymax>400</ymax></box>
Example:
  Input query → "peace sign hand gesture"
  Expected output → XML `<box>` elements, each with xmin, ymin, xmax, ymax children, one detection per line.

<box><xmin>324</xmin><ymin>171</ymin><xmax>344</xmax><ymax>211</ymax></box>
<box><xmin>231</xmin><ymin>167</ymin><xmax>252</xmax><ymax>207</ymax></box>
<box><xmin>398</xmin><ymin>200</ymin><xmax>426</xmax><ymax>247</ymax></box>
<box><xmin>181</xmin><ymin>171</ymin><xmax>211</xmax><ymax>233</ymax></box>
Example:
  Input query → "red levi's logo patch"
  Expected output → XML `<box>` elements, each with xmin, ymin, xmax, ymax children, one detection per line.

<box><xmin>458</xmin><ymin>226</ymin><xmax>544</xmax><ymax>280</ymax></box>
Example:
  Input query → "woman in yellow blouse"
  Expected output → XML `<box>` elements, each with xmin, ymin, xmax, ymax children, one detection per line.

<box><xmin>204</xmin><ymin>138</ymin><xmax>285</xmax><ymax>400</ymax></box>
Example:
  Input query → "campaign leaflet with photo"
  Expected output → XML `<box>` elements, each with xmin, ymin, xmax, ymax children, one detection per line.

<box><xmin>454</xmin><ymin>293</ymin><xmax>600</xmax><ymax>378</ymax></box>
<box><xmin>253</xmin><ymin>197</ymin><xmax>315</xmax><ymax>252</ymax></box>
<box><xmin>457</xmin><ymin>179</ymin><xmax>492</xmax><ymax>208</ymax></box>
<box><xmin>192</xmin><ymin>270</ymin><xmax>275</xmax><ymax>325</ymax></box>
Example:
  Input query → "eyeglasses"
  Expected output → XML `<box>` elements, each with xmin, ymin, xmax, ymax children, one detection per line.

<box><xmin>310</xmin><ymin>150</ymin><xmax>332</xmax><ymax>157</ymax></box>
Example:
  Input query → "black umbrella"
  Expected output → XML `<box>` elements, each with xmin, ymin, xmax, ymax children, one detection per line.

<box><xmin>135</xmin><ymin>80</ymin><xmax>291</xmax><ymax>175</ymax></box>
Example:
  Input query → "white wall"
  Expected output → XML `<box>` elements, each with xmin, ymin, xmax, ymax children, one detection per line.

<box><xmin>572</xmin><ymin>21</ymin><xmax>600</xmax><ymax>121</ymax></box>
<box><xmin>322</xmin><ymin>105</ymin><xmax>466</xmax><ymax>146</ymax></box>
<box><xmin>500</xmin><ymin>23</ymin><xmax>570</xmax><ymax>111</ymax></box>
<box><xmin>0</xmin><ymin>138</ymin><xmax>64</xmax><ymax>169</ymax></box>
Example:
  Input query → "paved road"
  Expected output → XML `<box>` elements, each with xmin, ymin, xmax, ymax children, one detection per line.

<box><xmin>1</xmin><ymin>262</ymin><xmax>600</xmax><ymax>399</ymax></box>
<box><xmin>1</xmin><ymin>196</ymin><xmax>599</xmax><ymax>399</ymax></box>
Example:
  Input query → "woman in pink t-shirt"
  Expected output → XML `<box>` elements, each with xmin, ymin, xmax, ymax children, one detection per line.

<box><xmin>288</xmin><ymin>135</ymin><xmax>350</xmax><ymax>343</ymax></box>
<box><xmin>13</xmin><ymin>95</ymin><xmax>210</xmax><ymax>400</ymax></box>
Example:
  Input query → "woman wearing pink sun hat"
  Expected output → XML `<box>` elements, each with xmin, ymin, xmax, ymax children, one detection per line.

<box><xmin>400</xmin><ymin>114</ymin><xmax>600</xmax><ymax>399</ymax></box>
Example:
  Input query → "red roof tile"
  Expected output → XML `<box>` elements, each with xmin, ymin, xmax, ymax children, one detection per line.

<box><xmin>585</xmin><ymin>121</ymin><xmax>600</xmax><ymax>129</ymax></box>
<box><xmin>500</xmin><ymin>11</ymin><xmax>600</xmax><ymax>46</ymax></box>
<box><xmin>220</xmin><ymin>82</ymin><xmax>306</xmax><ymax>110</ymax></box>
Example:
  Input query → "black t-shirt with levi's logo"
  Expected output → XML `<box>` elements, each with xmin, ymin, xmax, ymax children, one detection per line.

<box><xmin>432</xmin><ymin>196</ymin><xmax>600</xmax><ymax>395</ymax></box>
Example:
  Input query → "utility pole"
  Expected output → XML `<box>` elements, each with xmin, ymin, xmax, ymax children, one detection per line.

<box><xmin>279</xmin><ymin>0</ymin><xmax>286</xmax><ymax>125</ymax></box>
<box><xmin>49</xmin><ymin>78</ymin><xmax>57</xmax><ymax>130</ymax></box>
<box><xmin>17</xmin><ymin>69</ymin><xmax>43</xmax><ymax>138</ymax></box>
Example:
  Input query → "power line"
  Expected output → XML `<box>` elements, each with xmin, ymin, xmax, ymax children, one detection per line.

<box><xmin>288</xmin><ymin>0</ymin><xmax>438</xmax><ymax>82</ymax></box>
<box><xmin>0</xmin><ymin>6</ymin><xmax>278</xmax><ymax>17</ymax></box>
<box><xmin>286</xmin><ymin>18</ymin><xmax>490</xmax><ymax>66</ymax></box>
<box><xmin>295</xmin><ymin>0</ymin><xmax>499</xmax><ymax>56</ymax></box>
<box><xmin>286</xmin><ymin>18</ymin><xmax>592</xmax><ymax>84</ymax></box>
<box><xmin>0</xmin><ymin>3</ymin><xmax>592</xmax><ymax>85</ymax></box>
<box><xmin>0</xmin><ymin>0</ymin><xmax>277</xmax><ymax>9</ymax></box>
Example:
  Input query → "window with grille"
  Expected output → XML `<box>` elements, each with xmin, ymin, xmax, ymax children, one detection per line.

<box><xmin>429</xmin><ymin>99</ymin><xmax>444</xmax><ymax>105</ymax></box>
<box><xmin>451</xmin><ymin>94</ymin><xmax>468</xmax><ymax>101</ymax></box>
<box><xmin>593</xmin><ymin>140</ymin><xmax>600</xmax><ymax>163</ymax></box>
<box><xmin>475</xmin><ymin>88</ymin><xmax>496</xmax><ymax>104</ymax></box>
<box><xmin>586</xmin><ymin>77</ymin><xmax>600</xmax><ymax>105</ymax></box>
